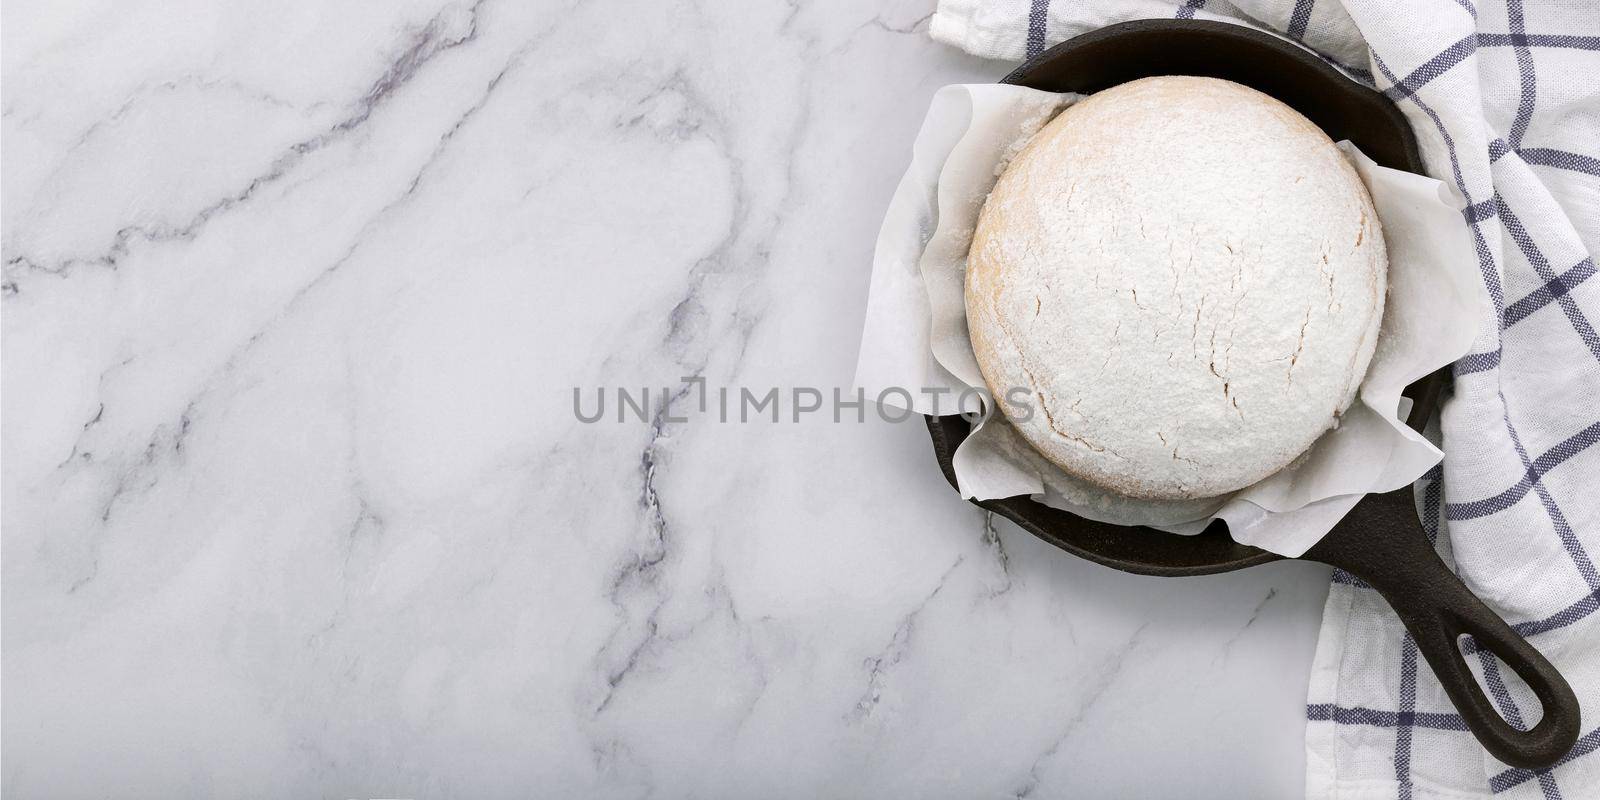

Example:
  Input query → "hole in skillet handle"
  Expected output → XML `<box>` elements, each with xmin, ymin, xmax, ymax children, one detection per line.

<box><xmin>922</xmin><ymin>19</ymin><xmax>1581</xmax><ymax>768</ymax></box>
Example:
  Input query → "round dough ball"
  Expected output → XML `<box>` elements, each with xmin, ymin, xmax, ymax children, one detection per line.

<box><xmin>966</xmin><ymin>76</ymin><xmax>1386</xmax><ymax>500</ymax></box>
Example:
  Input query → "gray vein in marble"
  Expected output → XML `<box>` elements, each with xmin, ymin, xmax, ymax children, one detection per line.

<box><xmin>586</xmin><ymin>47</ymin><xmax>817</xmax><ymax>722</ymax></box>
<box><xmin>853</xmin><ymin>556</ymin><xmax>965</xmax><ymax>721</ymax></box>
<box><xmin>55</xmin><ymin>355</ymin><xmax>138</xmax><ymax>468</ymax></box>
<box><xmin>3</xmin><ymin>0</ymin><xmax>487</xmax><ymax>283</ymax></box>
<box><xmin>861</xmin><ymin>10</ymin><xmax>935</xmax><ymax>36</ymax></box>
<box><xmin>271</xmin><ymin>36</ymin><xmax>534</xmax><ymax>307</ymax></box>
<box><xmin>94</xmin><ymin>398</ymin><xmax>194</xmax><ymax>523</ymax></box>
<box><xmin>40</xmin><ymin>77</ymin><xmax>317</xmax><ymax>193</ymax></box>
<box><xmin>29</xmin><ymin>5</ymin><xmax>580</xmax><ymax>603</ymax></box>
<box><xmin>641</xmin><ymin>13</ymin><xmax>819</xmax><ymax>384</ymax></box>
<box><xmin>1216</xmin><ymin>587</ymin><xmax>1282</xmax><ymax>665</ymax></box>
<box><xmin>592</xmin><ymin>382</ymin><xmax>693</xmax><ymax>715</ymax></box>
<box><xmin>981</xmin><ymin>510</ymin><xmax>1015</xmax><ymax>597</ymax></box>
<box><xmin>1013</xmin><ymin>623</ymin><xmax>1150</xmax><ymax>798</ymax></box>
<box><xmin>45</xmin><ymin>29</ymin><xmax>539</xmax><ymax>581</ymax></box>
<box><xmin>60</xmin><ymin>397</ymin><xmax>192</xmax><ymax>592</ymax></box>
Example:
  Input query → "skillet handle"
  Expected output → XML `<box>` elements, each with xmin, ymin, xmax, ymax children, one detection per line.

<box><xmin>1304</xmin><ymin>484</ymin><xmax>1581</xmax><ymax>770</ymax></box>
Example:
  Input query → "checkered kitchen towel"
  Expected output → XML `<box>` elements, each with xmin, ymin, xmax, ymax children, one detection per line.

<box><xmin>930</xmin><ymin>1</ymin><xmax>1600</xmax><ymax>797</ymax></box>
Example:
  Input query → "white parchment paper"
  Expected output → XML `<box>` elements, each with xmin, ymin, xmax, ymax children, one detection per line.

<box><xmin>854</xmin><ymin>84</ymin><xmax>1489</xmax><ymax>557</ymax></box>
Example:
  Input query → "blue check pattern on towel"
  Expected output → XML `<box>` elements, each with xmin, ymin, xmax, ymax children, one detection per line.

<box><xmin>931</xmin><ymin>1</ymin><xmax>1600</xmax><ymax>796</ymax></box>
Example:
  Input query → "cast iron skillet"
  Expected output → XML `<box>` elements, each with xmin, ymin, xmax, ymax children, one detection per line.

<box><xmin>924</xmin><ymin>18</ymin><xmax>1581</xmax><ymax>770</ymax></box>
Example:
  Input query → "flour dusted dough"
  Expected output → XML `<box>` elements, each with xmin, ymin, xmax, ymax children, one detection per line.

<box><xmin>966</xmin><ymin>76</ymin><xmax>1386</xmax><ymax>500</ymax></box>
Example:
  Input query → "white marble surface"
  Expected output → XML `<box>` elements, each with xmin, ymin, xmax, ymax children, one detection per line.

<box><xmin>3</xmin><ymin>0</ymin><xmax>1333</xmax><ymax>796</ymax></box>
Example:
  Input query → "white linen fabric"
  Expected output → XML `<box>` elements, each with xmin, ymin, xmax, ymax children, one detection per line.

<box><xmin>929</xmin><ymin>1</ymin><xmax>1600</xmax><ymax>797</ymax></box>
